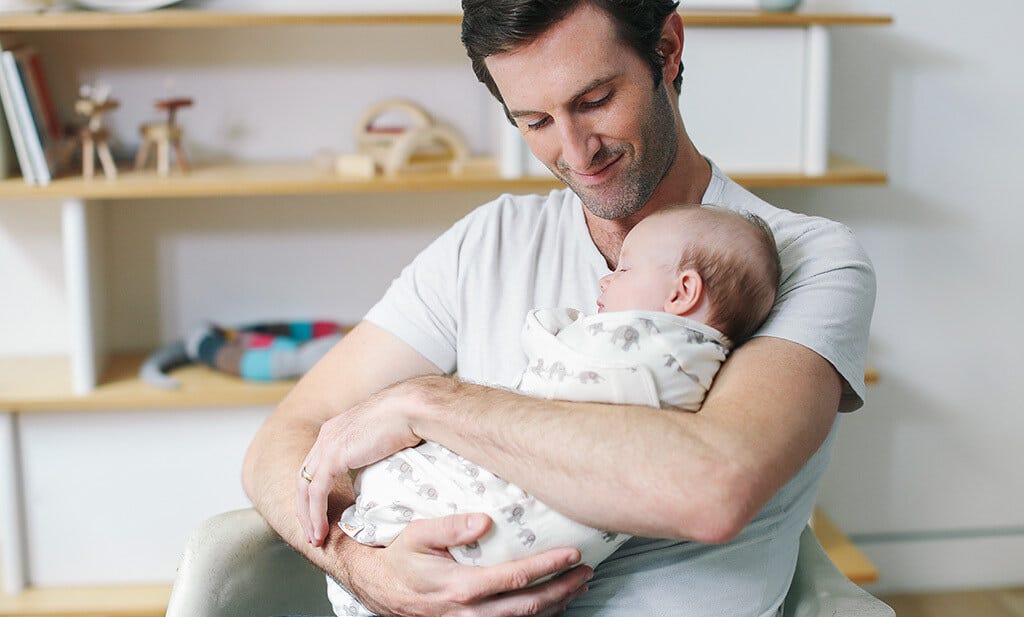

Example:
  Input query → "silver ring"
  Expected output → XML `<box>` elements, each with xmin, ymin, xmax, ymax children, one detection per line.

<box><xmin>300</xmin><ymin>466</ymin><xmax>314</xmax><ymax>483</ymax></box>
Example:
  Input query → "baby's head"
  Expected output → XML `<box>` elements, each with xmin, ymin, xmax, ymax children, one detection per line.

<box><xmin>597</xmin><ymin>204</ymin><xmax>780</xmax><ymax>344</ymax></box>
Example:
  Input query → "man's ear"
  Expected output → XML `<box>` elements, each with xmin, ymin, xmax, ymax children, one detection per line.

<box><xmin>664</xmin><ymin>268</ymin><xmax>703</xmax><ymax>316</ymax></box>
<box><xmin>658</xmin><ymin>11</ymin><xmax>684</xmax><ymax>85</ymax></box>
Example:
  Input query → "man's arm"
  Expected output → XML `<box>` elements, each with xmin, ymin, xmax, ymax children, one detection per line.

<box><xmin>242</xmin><ymin>320</ymin><xmax>442</xmax><ymax>570</ymax></box>
<box><xmin>243</xmin><ymin>320</ymin><xmax>591</xmax><ymax>616</ymax></box>
<box><xmin>406</xmin><ymin>335</ymin><xmax>841</xmax><ymax>544</ymax></box>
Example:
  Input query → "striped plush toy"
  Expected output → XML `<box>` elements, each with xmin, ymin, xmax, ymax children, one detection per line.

<box><xmin>139</xmin><ymin>320</ymin><xmax>349</xmax><ymax>389</ymax></box>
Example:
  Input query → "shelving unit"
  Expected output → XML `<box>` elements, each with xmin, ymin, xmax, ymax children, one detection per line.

<box><xmin>0</xmin><ymin>8</ymin><xmax>893</xmax><ymax>205</ymax></box>
<box><xmin>0</xmin><ymin>7</ymin><xmax>892</xmax><ymax>394</ymax></box>
<box><xmin>0</xmin><ymin>6</ymin><xmax>889</xmax><ymax>605</ymax></box>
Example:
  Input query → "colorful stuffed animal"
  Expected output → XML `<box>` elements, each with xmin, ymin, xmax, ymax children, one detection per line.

<box><xmin>139</xmin><ymin>320</ymin><xmax>349</xmax><ymax>389</ymax></box>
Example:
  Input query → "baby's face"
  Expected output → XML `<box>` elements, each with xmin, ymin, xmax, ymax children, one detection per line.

<box><xmin>597</xmin><ymin>219</ymin><xmax>683</xmax><ymax>313</ymax></box>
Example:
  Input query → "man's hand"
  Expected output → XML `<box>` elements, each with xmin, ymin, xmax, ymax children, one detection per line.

<box><xmin>297</xmin><ymin>380</ymin><xmax>430</xmax><ymax>546</ymax></box>
<box><xmin>349</xmin><ymin>513</ymin><xmax>593</xmax><ymax>617</ymax></box>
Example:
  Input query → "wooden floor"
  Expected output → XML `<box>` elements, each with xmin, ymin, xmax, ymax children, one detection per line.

<box><xmin>881</xmin><ymin>588</ymin><xmax>1024</xmax><ymax>617</ymax></box>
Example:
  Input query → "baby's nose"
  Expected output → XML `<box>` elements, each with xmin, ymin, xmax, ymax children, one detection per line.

<box><xmin>599</xmin><ymin>273</ymin><xmax>612</xmax><ymax>290</ymax></box>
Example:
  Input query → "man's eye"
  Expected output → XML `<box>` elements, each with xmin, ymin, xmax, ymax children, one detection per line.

<box><xmin>526</xmin><ymin>116</ymin><xmax>550</xmax><ymax>130</ymax></box>
<box><xmin>582</xmin><ymin>93</ymin><xmax>611</xmax><ymax>109</ymax></box>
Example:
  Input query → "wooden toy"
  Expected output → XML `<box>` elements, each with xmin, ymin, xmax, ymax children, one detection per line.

<box><xmin>354</xmin><ymin>99</ymin><xmax>469</xmax><ymax>176</ymax></box>
<box><xmin>315</xmin><ymin>100</ymin><xmax>470</xmax><ymax>178</ymax></box>
<box><xmin>74</xmin><ymin>92</ymin><xmax>119</xmax><ymax>180</ymax></box>
<box><xmin>135</xmin><ymin>97</ymin><xmax>193</xmax><ymax>176</ymax></box>
<box><xmin>314</xmin><ymin>148</ymin><xmax>376</xmax><ymax>179</ymax></box>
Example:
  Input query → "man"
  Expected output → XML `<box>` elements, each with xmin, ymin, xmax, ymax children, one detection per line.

<box><xmin>243</xmin><ymin>1</ymin><xmax>875</xmax><ymax>615</ymax></box>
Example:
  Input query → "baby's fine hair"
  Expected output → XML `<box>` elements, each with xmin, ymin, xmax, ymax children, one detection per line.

<box><xmin>652</xmin><ymin>204</ymin><xmax>781</xmax><ymax>344</ymax></box>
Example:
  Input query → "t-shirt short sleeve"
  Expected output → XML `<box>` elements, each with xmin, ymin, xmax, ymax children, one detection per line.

<box><xmin>755</xmin><ymin>218</ymin><xmax>876</xmax><ymax>412</ymax></box>
<box><xmin>362</xmin><ymin>213</ymin><xmax>471</xmax><ymax>375</ymax></box>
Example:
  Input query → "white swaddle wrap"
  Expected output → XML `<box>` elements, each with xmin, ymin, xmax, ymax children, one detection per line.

<box><xmin>328</xmin><ymin>309</ymin><xmax>729</xmax><ymax>616</ymax></box>
<box><xmin>516</xmin><ymin>308</ymin><xmax>729</xmax><ymax>409</ymax></box>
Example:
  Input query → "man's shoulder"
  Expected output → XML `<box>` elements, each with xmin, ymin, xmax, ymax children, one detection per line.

<box><xmin>712</xmin><ymin>168</ymin><xmax>867</xmax><ymax>262</ymax></box>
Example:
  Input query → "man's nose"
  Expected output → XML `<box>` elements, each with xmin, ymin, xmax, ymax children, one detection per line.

<box><xmin>558</xmin><ymin>119</ymin><xmax>599</xmax><ymax>173</ymax></box>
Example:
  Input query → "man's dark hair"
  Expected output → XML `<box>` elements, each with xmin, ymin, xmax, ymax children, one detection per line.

<box><xmin>461</xmin><ymin>0</ymin><xmax>683</xmax><ymax>120</ymax></box>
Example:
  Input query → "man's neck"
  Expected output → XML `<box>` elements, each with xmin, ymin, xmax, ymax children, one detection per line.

<box><xmin>586</xmin><ymin>137</ymin><xmax>712</xmax><ymax>269</ymax></box>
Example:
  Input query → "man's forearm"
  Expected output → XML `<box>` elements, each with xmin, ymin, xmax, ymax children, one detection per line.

<box><xmin>408</xmin><ymin>337</ymin><xmax>842</xmax><ymax>543</ymax></box>
<box><xmin>410</xmin><ymin>378</ymin><xmax>721</xmax><ymax>538</ymax></box>
<box><xmin>242</xmin><ymin>391</ymin><xmax>364</xmax><ymax>581</ymax></box>
<box><xmin>241</xmin><ymin>320</ymin><xmax>444</xmax><ymax>584</ymax></box>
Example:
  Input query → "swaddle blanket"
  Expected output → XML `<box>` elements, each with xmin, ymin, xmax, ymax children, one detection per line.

<box><xmin>516</xmin><ymin>308</ymin><xmax>729</xmax><ymax>410</ymax></box>
<box><xmin>328</xmin><ymin>309</ymin><xmax>729</xmax><ymax>616</ymax></box>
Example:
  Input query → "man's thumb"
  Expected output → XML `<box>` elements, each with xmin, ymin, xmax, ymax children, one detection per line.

<box><xmin>405</xmin><ymin>513</ymin><xmax>492</xmax><ymax>550</ymax></box>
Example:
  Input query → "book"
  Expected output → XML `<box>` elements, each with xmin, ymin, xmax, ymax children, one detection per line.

<box><xmin>0</xmin><ymin>39</ymin><xmax>36</xmax><ymax>184</ymax></box>
<box><xmin>13</xmin><ymin>45</ymin><xmax>71</xmax><ymax>178</ymax></box>
<box><xmin>0</xmin><ymin>93</ymin><xmax>12</xmax><ymax>179</ymax></box>
<box><xmin>2</xmin><ymin>49</ymin><xmax>49</xmax><ymax>184</ymax></box>
<box><xmin>15</xmin><ymin>46</ymin><xmax>60</xmax><ymax>143</ymax></box>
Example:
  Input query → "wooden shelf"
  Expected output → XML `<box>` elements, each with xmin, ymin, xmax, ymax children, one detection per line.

<box><xmin>0</xmin><ymin>156</ymin><xmax>886</xmax><ymax>200</ymax></box>
<box><xmin>0</xmin><ymin>10</ymin><xmax>893</xmax><ymax>32</ymax></box>
<box><xmin>1</xmin><ymin>354</ymin><xmax>879</xmax><ymax>413</ymax></box>
<box><xmin>865</xmin><ymin>366</ymin><xmax>880</xmax><ymax>385</ymax></box>
<box><xmin>813</xmin><ymin>507</ymin><xmax>879</xmax><ymax>585</ymax></box>
<box><xmin>0</xmin><ymin>158</ymin><xmax>552</xmax><ymax>199</ymax></box>
<box><xmin>0</xmin><ymin>583</ymin><xmax>170</xmax><ymax>617</ymax></box>
<box><xmin>0</xmin><ymin>511</ymin><xmax>875</xmax><ymax>617</ymax></box>
<box><xmin>0</xmin><ymin>353</ymin><xmax>293</xmax><ymax>412</ymax></box>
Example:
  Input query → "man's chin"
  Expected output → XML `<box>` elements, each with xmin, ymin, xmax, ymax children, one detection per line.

<box><xmin>579</xmin><ymin>195</ymin><xmax>641</xmax><ymax>221</ymax></box>
<box><xmin>557</xmin><ymin>170</ymin><xmax>645</xmax><ymax>220</ymax></box>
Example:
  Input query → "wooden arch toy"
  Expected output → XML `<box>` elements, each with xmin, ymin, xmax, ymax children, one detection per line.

<box><xmin>355</xmin><ymin>99</ymin><xmax>469</xmax><ymax>176</ymax></box>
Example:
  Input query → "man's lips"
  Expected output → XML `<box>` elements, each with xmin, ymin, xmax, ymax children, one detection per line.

<box><xmin>570</xmin><ymin>153</ymin><xmax>623</xmax><ymax>186</ymax></box>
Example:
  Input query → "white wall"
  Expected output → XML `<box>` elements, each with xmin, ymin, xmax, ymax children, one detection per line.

<box><xmin>2</xmin><ymin>1</ymin><xmax>1022</xmax><ymax>592</ymax></box>
<box><xmin>768</xmin><ymin>0</ymin><xmax>1024</xmax><ymax>593</ymax></box>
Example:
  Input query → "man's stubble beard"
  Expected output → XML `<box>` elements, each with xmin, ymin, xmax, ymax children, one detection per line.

<box><xmin>557</xmin><ymin>86</ymin><xmax>679</xmax><ymax>221</ymax></box>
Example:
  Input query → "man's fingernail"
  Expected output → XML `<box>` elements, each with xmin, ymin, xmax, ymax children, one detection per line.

<box><xmin>466</xmin><ymin>514</ymin><xmax>482</xmax><ymax>529</ymax></box>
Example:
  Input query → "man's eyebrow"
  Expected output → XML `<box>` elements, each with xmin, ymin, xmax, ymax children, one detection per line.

<box><xmin>507</xmin><ymin>76</ymin><xmax>617</xmax><ymax>119</ymax></box>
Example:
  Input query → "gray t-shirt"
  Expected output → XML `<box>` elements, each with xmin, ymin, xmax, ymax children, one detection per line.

<box><xmin>364</xmin><ymin>163</ymin><xmax>875</xmax><ymax>616</ymax></box>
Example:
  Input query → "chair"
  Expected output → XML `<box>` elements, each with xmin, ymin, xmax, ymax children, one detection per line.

<box><xmin>166</xmin><ymin>508</ymin><xmax>894</xmax><ymax>617</ymax></box>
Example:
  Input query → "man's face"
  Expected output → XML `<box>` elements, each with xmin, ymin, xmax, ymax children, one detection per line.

<box><xmin>597</xmin><ymin>217</ymin><xmax>684</xmax><ymax>313</ymax></box>
<box><xmin>485</xmin><ymin>4</ymin><xmax>679</xmax><ymax>220</ymax></box>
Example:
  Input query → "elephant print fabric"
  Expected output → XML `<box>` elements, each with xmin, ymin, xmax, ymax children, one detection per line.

<box><xmin>328</xmin><ymin>308</ymin><xmax>730</xmax><ymax>617</ymax></box>
<box><xmin>515</xmin><ymin>308</ymin><xmax>729</xmax><ymax>411</ymax></box>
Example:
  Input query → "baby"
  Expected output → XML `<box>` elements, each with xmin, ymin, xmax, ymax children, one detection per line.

<box><xmin>326</xmin><ymin>204</ymin><xmax>781</xmax><ymax>616</ymax></box>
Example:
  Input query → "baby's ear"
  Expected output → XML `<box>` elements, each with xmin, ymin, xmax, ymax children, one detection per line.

<box><xmin>664</xmin><ymin>269</ymin><xmax>704</xmax><ymax>316</ymax></box>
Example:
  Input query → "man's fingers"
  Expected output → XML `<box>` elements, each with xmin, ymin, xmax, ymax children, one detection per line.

<box><xmin>295</xmin><ymin>472</ymin><xmax>314</xmax><ymax>543</ymax></box>
<box><xmin>471</xmin><ymin>548</ymin><xmax>586</xmax><ymax>600</ymax></box>
<box><xmin>400</xmin><ymin>513</ymin><xmax>493</xmax><ymax>551</ymax></box>
<box><xmin>475</xmin><ymin>564</ymin><xmax>592</xmax><ymax>616</ymax></box>
<box><xmin>295</xmin><ymin>446</ymin><xmax>322</xmax><ymax>544</ymax></box>
<box><xmin>307</xmin><ymin>466</ymin><xmax>337</xmax><ymax>546</ymax></box>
